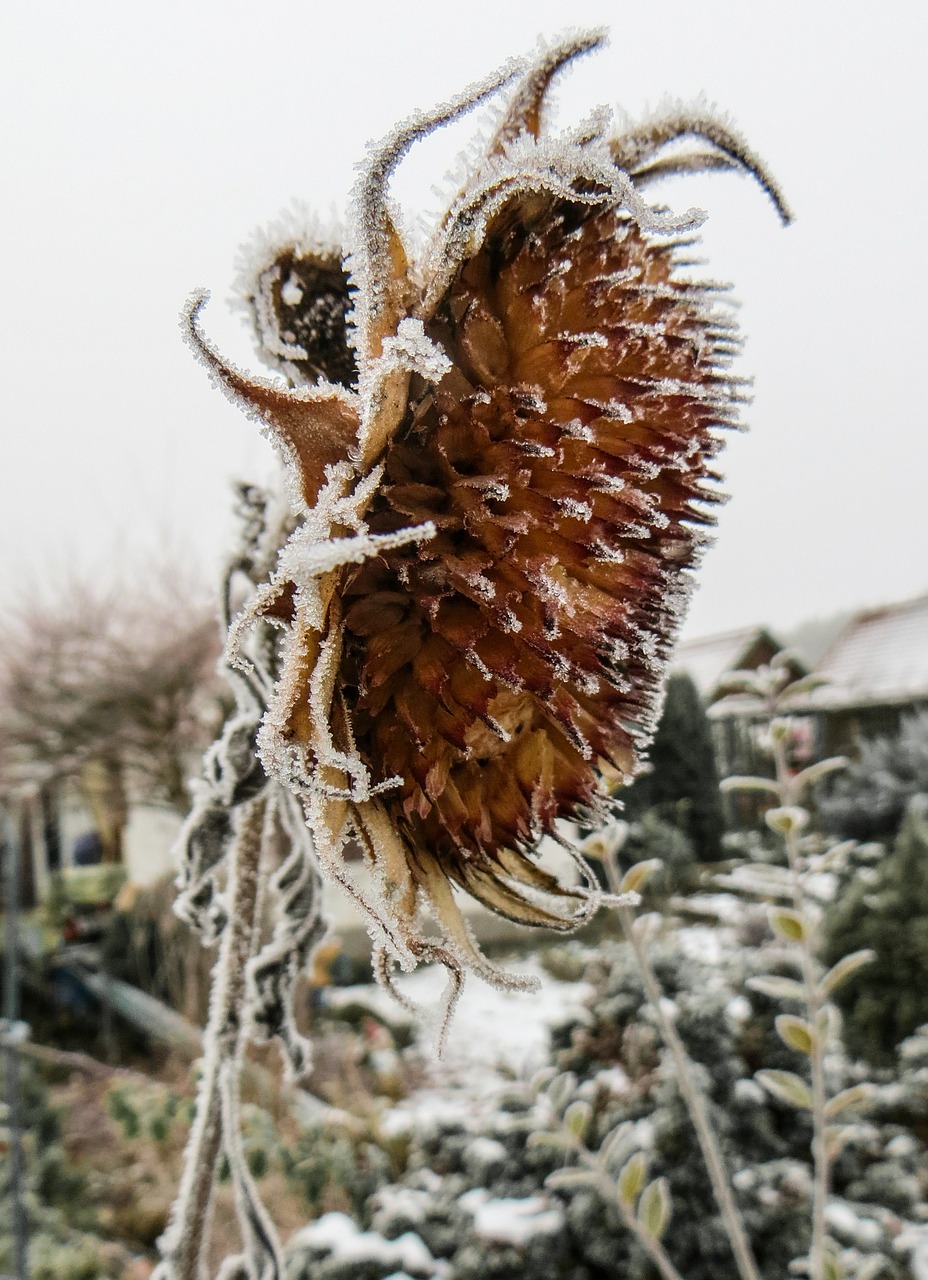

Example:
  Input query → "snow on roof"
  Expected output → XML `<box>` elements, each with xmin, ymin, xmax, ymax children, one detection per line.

<box><xmin>672</xmin><ymin>627</ymin><xmax>776</xmax><ymax>700</ymax></box>
<box><xmin>809</xmin><ymin>593</ymin><xmax>928</xmax><ymax>710</ymax></box>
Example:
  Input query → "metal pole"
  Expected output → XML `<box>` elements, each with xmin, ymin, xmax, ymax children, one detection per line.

<box><xmin>3</xmin><ymin>805</ymin><xmax>30</xmax><ymax>1279</ymax></box>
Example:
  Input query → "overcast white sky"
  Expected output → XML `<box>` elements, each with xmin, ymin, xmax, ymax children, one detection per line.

<box><xmin>3</xmin><ymin>2</ymin><xmax>926</xmax><ymax>641</ymax></box>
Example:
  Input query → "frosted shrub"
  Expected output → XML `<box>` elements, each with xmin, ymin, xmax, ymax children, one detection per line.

<box><xmin>823</xmin><ymin>795</ymin><xmax>928</xmax><ymax>1065</ymax></box>
<box><xmin>818</xmin><ymin>710</ymin><xmax>928</xmax><ymax>841</ymax></box>
<box><xmin>620</xmin><ymin>671</ymin><xmax>726</xmax><ymax>863</ymax></box>
<box><xmin>280</xmin><ymin>936</ymin><xmax>926</xmax><ymax>1280</ymax></box>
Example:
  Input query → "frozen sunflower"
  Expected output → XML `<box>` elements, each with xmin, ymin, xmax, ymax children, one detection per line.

<box><xmin>185</xmin><ymin>30</ymin><xmax>788</xmax><ymax>1006</ymax></box>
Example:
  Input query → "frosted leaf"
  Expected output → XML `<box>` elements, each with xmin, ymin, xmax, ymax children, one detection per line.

<box><xmin>279</xmin><ymin>519</ymin><xmax>436</xmax><ymax>585</ymax></box>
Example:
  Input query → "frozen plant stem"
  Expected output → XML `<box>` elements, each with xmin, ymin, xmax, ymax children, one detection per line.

<box><xmin>771</xmin><ymin>732</ymin><xmax>828</xmax><ymax>1280</ymax></box>
<box><xmin>603</xmin><ymin>857</ymin><xmax>761</xmax><ymax>1280</ymax></box>
<box><xmin>157</xmin><ymin>795</ymin><xmax>268</xmax><ymax>1280</ymax></box>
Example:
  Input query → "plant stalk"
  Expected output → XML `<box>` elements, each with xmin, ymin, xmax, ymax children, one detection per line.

<box><xmin>582</xmin><ymin>1156</ymin><xmax>685</xmax><ymax>1280</ymax></box>
<box><xmin>771</xmin><ymin>734</ymin><xmax>829</xmax><ymax>1280</ymax></box>
<box><xmin>155</xmin><ymin>793</ymin><xmax>268</xmax><ymax>1280</ymax></box>
<box><xmin>604</xmin><ymin>854</ymin><xmax>760</xmax><ymax>1280</ymax></box>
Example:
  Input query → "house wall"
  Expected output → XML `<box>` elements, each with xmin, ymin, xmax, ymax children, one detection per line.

<box><xmin>817</xmin><ymin>702</ymin><xmax>925</xmax><ymax>759</ymax></box>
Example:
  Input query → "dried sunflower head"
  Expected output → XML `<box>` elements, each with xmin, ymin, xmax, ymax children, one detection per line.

<box><xmin>186</xmin><ymin>31</ymin><xmax>788</xmax><ymax>1002</ymax></box>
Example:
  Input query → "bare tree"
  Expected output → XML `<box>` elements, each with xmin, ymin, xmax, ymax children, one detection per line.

<box><xmin>0</xmin><ymin>563</ymin><xmax>226</xmax><ymax>861</ymax></box>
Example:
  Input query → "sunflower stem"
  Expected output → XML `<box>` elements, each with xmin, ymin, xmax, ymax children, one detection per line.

<box><xmin>155</xmin><ymin>794</ymin><xmax>268</xmax><ymax>1280</ymax></box>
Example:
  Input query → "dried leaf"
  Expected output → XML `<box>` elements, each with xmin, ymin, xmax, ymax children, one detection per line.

<box><xmin>822</xmin><ymin>1238</ymin><xmax>846</xmax><ymax>1280</ymax></box>
<box><xmin>619</xmin><ymin>859</ymin><xmax>663</xmax><ymax>895</ymax></box>
<box><xmin>824</xmin><ymin>1084</ymin><xmax>875</xmax><ymax>1119</ymax></box>
<box><xmin>816</xmin><ymin>1003</ymin><xmax>841</xmax><ymax>1043</ymax></box>
<box><xmin>746</xmin><ymin>975</ymin><xmax>806</xmax><ymax>1002</ymax></box>
<box><xmin>816</xmin><ymin>839</ymin><xmax>857</xmax><ymax>871</ymax></box>
<box><xmin>765</xmin><ymin>806</ymin><xmax>809</xmax><ymax>836</ymax></box>
<box><xmin>714</xmin><ymin>872</ymin><xmax>794</xmax><ymax>900</ymax></box>
<box><xmin>546</xmin><ymin>1167</ymin><xmax>600</xmax><ymax>1190</ymax></box>
<box><xmin>719</xmin><ymin>775</ymin><xmax>781</xmax><ymax>795</ymax></box>
<box><xmin>547</xmin><ymin>1072</ymin><xmax>578</xmax><ymax>1112</ymax></box>
<box><xmin>824</xmin><ymin>1123</ymin><xmax>853</xmax><ymax>1160</ymax></box>
<box><xmin>564</xmin><ymin>1099</ymin><xmax>593</xmax><ymax>1142</ymax></box>
<box><xmin>793</xmin><ymin>757</ymin><xmax>848</xmax><ymax>791</ymax></box>
<box><xmin>769</xmin><ymin>907</ymin><xmax>807</xmax><ymax>943</ymax></box>
<box><xmin>530</xmin><ymin>1067</ymin><xmax>558</xmax><ymax>1096</ymax></box>
<box><xmin>528</xmin><ymin>1130</ymin><xmax>578</xmax><ymax>1152</ymax></box>
<box><xmin>599</xmin><ymin>1122</ymin><xmax>633</xmax><ymax>1170</ymax></box>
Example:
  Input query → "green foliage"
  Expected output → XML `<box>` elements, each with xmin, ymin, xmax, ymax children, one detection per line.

<box><xmin>614</xmin><ymin>812</ymin><xmax>699</xmax><ymax>898</ymax></box>
<box><xmin>282</xmin><ymin>1122</ymin><xmax>393</xmax><ymax>1217</ymax></box>
<box><xmin>107</xmin><ymin>1082</ymin><xmax>186</xmax><ymax>1146</ymax></box>
<box><xmin>0</xmin><ymin>1057</ymin><xmax>121</xmax><ymax>1279</ymax></box>
<box><xmin>622</xmin><ymin>673</ymin><xmax>725</xmax><ymax>861</ymax></box>
<box><xmin>823</xmin><ymin>795</ymin><xmax>928</xmax><ymax>1064</ymax></box>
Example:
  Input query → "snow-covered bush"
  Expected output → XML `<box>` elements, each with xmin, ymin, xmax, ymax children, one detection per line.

<box><xmin>609</xmin><ymin>813</ymin><xmax>700</xmax><ymax>899</ymax></box>
<box><xmin>819</xmin><ymin>711</ymin><xmax>928</xmax><ymax>841</ymax></box>
<box><xmin>281</xmin><ymin>1121</ymin><xmax>394</xmax><ymax>1220</ymax></box>
<box><xmin>282</xmin><ymin>926</ymin><xmax>927</xmax><ymax>1280</ymax></box>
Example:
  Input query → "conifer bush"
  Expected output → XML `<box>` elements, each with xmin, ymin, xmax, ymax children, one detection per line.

<box><xmin>621</xmin><ymin>672</ymin><xmax>726</xmax><ymax>863</ymax></box>
<box><xmin>823</xmin><ymin>794</ymin><xmax>928</xmax><ymax>1065</ymax></box>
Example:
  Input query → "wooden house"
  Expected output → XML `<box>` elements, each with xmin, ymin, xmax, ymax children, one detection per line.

<box><xmin>794</xmin><ymin>593</ymin><xmax>928</xmax><ymax>758</ymax></box>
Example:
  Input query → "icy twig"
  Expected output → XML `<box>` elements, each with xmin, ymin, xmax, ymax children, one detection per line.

<box><xmin>154</xmin><ymin>795</ymin><xmax>278</xmax><ymax>1280</ymax></box>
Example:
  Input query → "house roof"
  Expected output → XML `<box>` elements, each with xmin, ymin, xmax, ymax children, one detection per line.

<box><xmin>807</xmin><ymin>593</ymin><xmax>928</xmax><ymax>710</ymax></box>
<box><xmin>673</xmin><ymin>626</ymin><xmax>782</xmax><ymax>701</ymax></box>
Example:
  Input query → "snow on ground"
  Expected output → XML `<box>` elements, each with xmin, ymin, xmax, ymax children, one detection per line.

<box><xmin>289</xmin><ymin>1211</ymin><xmax>448</xmax><ymax>1278</ymax></box>
<box><xmin>328</xmin><ymin>954</ymin><xmax>592</xmax><ymax>1134</ymax></box>
<box><xmin>458</xmin><ymin>1189</ymin><xmax>565</xmax><ymax>1244</ymax></box>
